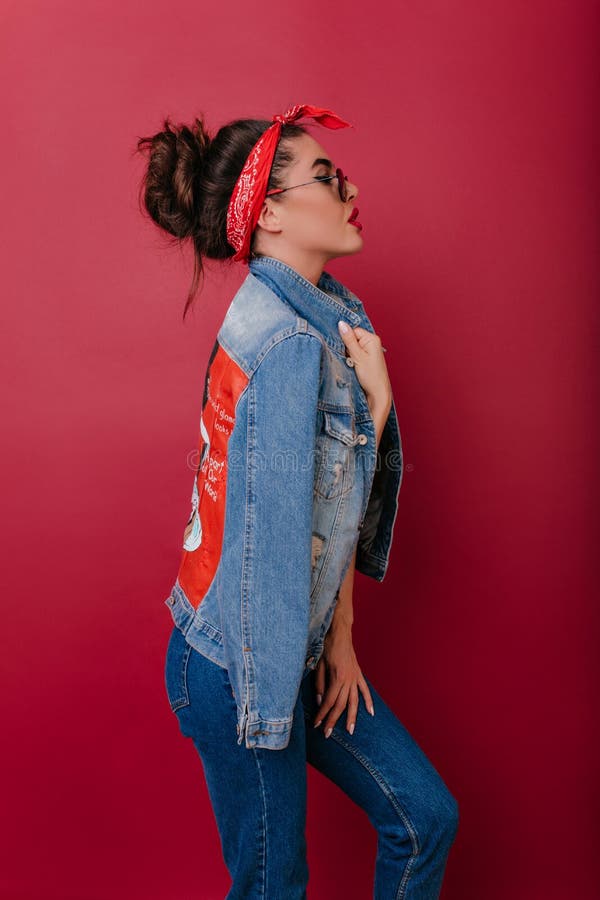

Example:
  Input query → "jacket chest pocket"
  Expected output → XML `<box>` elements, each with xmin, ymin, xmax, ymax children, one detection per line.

<box><xmin>313</xmin><ymin>409</ymin><xmax>357</xmax><ymax>500</ymax></box>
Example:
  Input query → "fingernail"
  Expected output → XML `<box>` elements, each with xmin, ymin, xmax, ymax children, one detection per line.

<box><xmin>369</xmin><ymin>706</ymin><xmax>375</xmax><ymax>716</ymax></box>
<box><xmin>349</xmin><ymin>723</ymin><xmax>355</xmax><ymax>735</ymax></box>
<box><xmin>338</xmin><ymin>320</ymin><xmax>349</xmax><ymax>333</ymax></box>
<box><xmin>325</xmin><ymin>727</ymin><xmax>333</xmax><ymax>738</ymax></box>
<box><xmin>314</xmin><ymin>719</ymin><xmax>322</xmax><ymax>728</ymax></box>
<box><xmin>316</xmin><ymin>694</ymin><xmax>322</xmax><ymax>706</ymax></box>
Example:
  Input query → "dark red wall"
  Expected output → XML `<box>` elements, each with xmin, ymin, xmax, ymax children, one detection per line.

<box><xmin>2</xmin><ymin>1</ymin><xmax>598</xmax><ymax>897</ymax></box>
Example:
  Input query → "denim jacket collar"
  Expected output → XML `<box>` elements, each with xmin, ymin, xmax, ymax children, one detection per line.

<box><xmin>248</xmin><ymin>255</ymin><xmax>364</xmax><ymax>355</ymax></box>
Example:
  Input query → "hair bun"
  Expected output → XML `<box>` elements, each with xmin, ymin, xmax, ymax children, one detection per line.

<box><xmin>137</xmin><ymin>113</ymin><xmax>308</xmax><ymax>319</ymax></box>
<box><xmin>137</xmin><ymin>114</ymin><xmax>212</xmax><ymax>239</ymax></box>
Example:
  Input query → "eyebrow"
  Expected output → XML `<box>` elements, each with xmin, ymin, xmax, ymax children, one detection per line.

<box><xmin>310</xmin><ymin>157</ymin><xmax>334</xmax><ymax>170</ymax></box>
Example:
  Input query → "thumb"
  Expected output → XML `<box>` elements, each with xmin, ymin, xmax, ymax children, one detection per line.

<box><xmin>337</xmin><ymin>319</ymin><xmax>360</xmax><ymax>352</ymax></box>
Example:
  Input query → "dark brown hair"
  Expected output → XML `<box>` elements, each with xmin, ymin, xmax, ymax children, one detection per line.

<box><xmin>135</xmin><ymin>114</ymin><xmax>307</xmax><ymax>320</ymax></box>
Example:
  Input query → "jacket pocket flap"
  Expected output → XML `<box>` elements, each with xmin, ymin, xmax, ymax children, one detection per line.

<box><xmin>323</xmin><ymin>410</ymin><xmax>356</xmax><ymax>445</ymax></box>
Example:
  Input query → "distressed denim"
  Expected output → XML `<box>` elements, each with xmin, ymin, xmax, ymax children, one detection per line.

<box><xmin>165</xmin><ymin>624</ymin><xmax>459</xmax><ymax>899</ymax></box>
<box><xmin>164</xmin><ymin>256</ymin><xmax>404</xmax><ymax>749</ymax></box>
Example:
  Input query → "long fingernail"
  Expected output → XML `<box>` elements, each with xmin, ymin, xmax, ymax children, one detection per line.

<box><xmin>325</xmin><ymin>727</ymin><xmax>333</xmax><ymax>738</ymax></box>
<box><xmin>316</xmin><ymin>693</ymin><xmax>322</xmax><ymax>705</ymax></box>
<box><xmin>338</xmin><ymin>320</ymin><xmax>349</xmax><ymax>333</ymax></box>
<box><xmin>314</xmin><ymin>719</ymin><xmax>322</xmax><ymax>728</ymax></box>
<box><xmin>369</xmin><ymin>705</ymin><xmax>375</xmax><ymax>716</ymax></box>
<box><xmin>349</xmin><ymin>723</ymin><xmax>355</xmax><ymax>735</ymax></box>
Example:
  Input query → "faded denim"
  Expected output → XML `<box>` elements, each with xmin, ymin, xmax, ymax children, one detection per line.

<box><xmin>165</xmin><ymin>623</ymin><xmax>459</xmax><ymax>899</ymax></box>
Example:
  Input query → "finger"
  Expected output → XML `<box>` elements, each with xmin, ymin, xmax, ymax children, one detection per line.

<box><xmin>337</xmin><ymin>320</ymin><xmax>363</xmax><ymax>356</ymax></box>
<box><xmin>313</xmin><ymin>681</ymin><xmax>342</xmax><ymax>729</ymax></box>
<box><xmin>317</xmin><ymin>684</ymin><xmax>350</xmax><ymax>738</ymax></box>
<box><xmin>346</xmin><ymin>683</ymin><xmax>359</xmax><ymax>735</ymax></box>
<box><xmin>352</xmin><ymin>327</ymin><xmax>382</xmax><ymax>352</ymax></box>
<box><xmin>313</xmin><ymin>690</ymin><xmax>333</xmax><ymax>727</ymax></box>
<box><xmin>358</xmin><ymin>674</ymin><xmax>375</xmax><ymax>716</ymax></box>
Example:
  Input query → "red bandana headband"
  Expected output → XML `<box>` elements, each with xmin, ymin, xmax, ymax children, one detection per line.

<box><xmin>226</xmin><ymin>103</ymin><xmax>353</xmax><ymax>263</ymax></box>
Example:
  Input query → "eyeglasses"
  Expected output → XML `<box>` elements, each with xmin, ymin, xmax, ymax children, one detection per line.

<box><xmin>265</xmin><ymin>167</ymin><xmax>349</xmax><ymax>203</ymax></box>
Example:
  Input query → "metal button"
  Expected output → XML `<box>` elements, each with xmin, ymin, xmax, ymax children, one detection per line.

<box><xmin>167</xmin><ymin>596</ymin><xmax>175</xmax><ymax>605</ymax></box>
<box><xmin>357</xmin><ymin>434</ymin><xmax>368</xmax><ymax>445</ymax></box>
<box><xmin>344</xmin><ymin>356</ymin><xmax>355</xmax><ymax>367</ymax></box>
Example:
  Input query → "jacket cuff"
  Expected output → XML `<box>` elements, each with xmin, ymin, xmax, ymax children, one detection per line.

<box><xmin>237</xmin><ymin>712</ymin><xmax>294</xmax><ymax>750</ymax></box>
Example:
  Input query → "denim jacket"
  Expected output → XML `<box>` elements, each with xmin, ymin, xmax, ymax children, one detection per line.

<box><xmin>164</xmin><ymin>256</ymin><xmax>403</xmax><ymax>749</ymax></box>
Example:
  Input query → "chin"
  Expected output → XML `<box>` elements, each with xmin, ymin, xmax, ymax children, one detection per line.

<box><xmin>344</xmin><ymin>233</ymin><xmax>365</xmax><ymax>257</ymax></box>
<box><xmin>323</xmin><ymin>233</ymin><xmax>364</xmax><ymax>263</ymax></box>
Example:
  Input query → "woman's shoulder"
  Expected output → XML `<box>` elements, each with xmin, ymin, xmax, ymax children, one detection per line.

<box><xmin>217</xmin><ymin>273</ymin><xmax>325</xmax><ymax>378</ymax></box>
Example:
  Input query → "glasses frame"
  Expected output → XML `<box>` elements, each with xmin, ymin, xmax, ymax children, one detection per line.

<box><xmin>265</xmin><ymin>167</ymin><xmax>349</xmax><ymax>203</ymax></box>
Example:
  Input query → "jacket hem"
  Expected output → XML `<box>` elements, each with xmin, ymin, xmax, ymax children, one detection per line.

<box><xmin>238</xmin><ymin>714</ymin><xmax>294</xmax><ymax>750</ymax></box>
<box><xmin>164</xmin><ymin>581</ymin><xmax>227</xmax><ymax>670</ymax></box>
<box><xmin>355</xmin><ymin>550</ymin><xmax>388</xmax><ymax>581</ymax></box>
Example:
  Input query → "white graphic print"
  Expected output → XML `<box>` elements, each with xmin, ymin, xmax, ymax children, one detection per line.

<box><xmin>183</xmin><ymin>412</ymin><xmax>211</xmax><ymax>551</ymax></box>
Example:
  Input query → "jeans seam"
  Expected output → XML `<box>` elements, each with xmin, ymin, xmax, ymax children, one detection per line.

<box><xmin>252</xmin><ymin>748</ymin><xmax>268</xmax><ymax>898</ymax></box>
<box><xmin>326</xmin><ymin>728</ymin><xmax>420</xmax><ymax>900</ymax></box>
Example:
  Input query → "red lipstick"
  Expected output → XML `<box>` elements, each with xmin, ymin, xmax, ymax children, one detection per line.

<box><xmin>348</xmin><ymin>207</ymin><xmax>362</xmax><ymax>231</ymax></box>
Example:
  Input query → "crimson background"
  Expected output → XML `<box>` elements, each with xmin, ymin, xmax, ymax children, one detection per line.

<box><xmin>1</xmin><ymin>1</ymin><xmax>598</xmax><ymax>898</ymax></box>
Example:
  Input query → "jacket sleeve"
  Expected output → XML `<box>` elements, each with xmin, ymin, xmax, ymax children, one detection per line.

<box><xmin>224</xmin><ymin>330</ymin><xmax>322</xmax><ymax>750</ymax></box>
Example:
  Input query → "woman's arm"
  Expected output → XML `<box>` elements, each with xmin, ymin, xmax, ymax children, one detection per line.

<box><xmin>313</xmin><ymin>323</ymin><xmax>392</xmax><ymax>735</ymax></box>
<box><xmin>330</xmin><ymin>392</ymin><xmax>390</xmax><ymax>630</ymax></box>
<box><xmin>331</xmin><ymin>543</ymin><xmax>356</xmax><ymax>631</ymax></box>
<box><xmin>221</xmin><ymin>331</ymin><xmax>323</xmax><ymax>751</ymax></box>
<box><xmin>315</xmin><ymin>537</ymin><xmax>375</xmax><ymax>734</ymax></box>
<box><xmin>337</xmin><ymin>320</ymin><xmax>402</xmax><ymax>583</ymax></box>
<box><xmin>337</xmin><ymin>316</ymin><xmax>392</xmax><ymax>454</ymax></box>
<box><xmin>368</xmin><ymin>393</ymin><xmax>393</xmax><ymax>448</ymax></box>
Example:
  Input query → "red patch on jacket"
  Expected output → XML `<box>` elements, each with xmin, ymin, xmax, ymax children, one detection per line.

<box><xmin>177</xmin><ymin>340</ymin><xmax>249</xmax><ymax>610</ymax></box>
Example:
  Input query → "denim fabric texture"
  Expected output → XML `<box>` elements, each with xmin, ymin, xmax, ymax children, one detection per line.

<box><xmin>164</xmin><ymin>623</ymin><xmax>459</xmax><ymax>898</ymax></box>
<box><xmin>164</xmin><ymin>256</ymin><xmax>404</xmax><ymax>750</ymax></box>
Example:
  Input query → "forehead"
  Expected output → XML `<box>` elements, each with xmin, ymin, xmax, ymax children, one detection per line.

<box><xmin>289</xmin><ymin>133</ymin><xmax>334</xmax><ymax>172</ymax></box>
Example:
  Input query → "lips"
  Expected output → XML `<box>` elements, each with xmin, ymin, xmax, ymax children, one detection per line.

<box><xmin>348</xmin><ymin>206</ymin><xmax>362</xmax><ymax>231</ymax></box>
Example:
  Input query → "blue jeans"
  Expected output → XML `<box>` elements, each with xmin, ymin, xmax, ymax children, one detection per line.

<box><xmin>164</xmin><ymin>624</ymin><xmax>459</xmax><ymax>899</ymax></box>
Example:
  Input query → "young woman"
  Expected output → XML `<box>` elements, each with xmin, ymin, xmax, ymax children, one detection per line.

<box><xmin>137</xmin><ymin>103</ymin><xmax>459</xmax><ymax>899</ymax></box>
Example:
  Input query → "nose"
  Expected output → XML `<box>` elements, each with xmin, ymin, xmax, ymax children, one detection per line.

<box><xmin>345</xmin><ymin>176</ymin><xmax>358</xmax><ymax>203</ymax></box>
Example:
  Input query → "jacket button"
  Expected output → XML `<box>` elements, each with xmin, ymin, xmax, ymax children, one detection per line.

<box><xmin>357</xmin><ymin>434</ymin><xmax>368</xmax><ymax>445</ymax></box>
<box><xmin>167</xmin><ymin>596</ymin><xmax>175</xmax><ymax>605</ymax></box>
<box><xmin>344</xmin><ymin>356</ymin><xmax>355</xmax><ymax>367</ymax></box>
<box><xmin>306</xmin><ymin>656</ymin><xmax>314</xmax><ymax>665</ymax></box>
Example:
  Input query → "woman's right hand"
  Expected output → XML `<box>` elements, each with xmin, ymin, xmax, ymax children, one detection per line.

<box><xmin>337</xmin><ymin>320</ymin><xmax>392</xmax><ymax>411</ymax></box>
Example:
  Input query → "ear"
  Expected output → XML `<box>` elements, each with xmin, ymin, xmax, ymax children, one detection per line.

<box><xmin>256</xmin><ymin>198</ymin><xmax>283</xmax><ymax>235</ymax></box>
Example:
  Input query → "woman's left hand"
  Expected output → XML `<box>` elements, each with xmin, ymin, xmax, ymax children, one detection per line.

<box><xmin>313</xmin><ymin>624</ymin><xmax>374</xmax><ymax>738</ymax></box>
